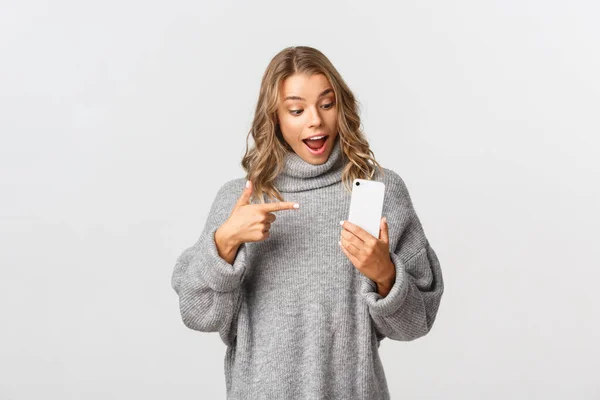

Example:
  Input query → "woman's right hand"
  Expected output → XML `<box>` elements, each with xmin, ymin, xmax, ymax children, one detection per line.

<box><xmin>217</xmin><ymin>180</ymin><xmax>300</xmax><ymax>248</ymax></box>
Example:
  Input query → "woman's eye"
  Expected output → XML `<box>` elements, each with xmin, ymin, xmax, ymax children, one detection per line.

<box><xmin>289</xmin><ymin>102</ymin><xmax>335</xmax><ymax>116</ymax></box>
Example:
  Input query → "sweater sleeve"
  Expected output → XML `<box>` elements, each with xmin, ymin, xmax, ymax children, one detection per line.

<box><xmin>359</xmin><ymin>172</ymin><xmax>444</xmax><ymax>342</ymax></box>
<box><xmin>171</xmin><ymin>179</ymin><xmax>248</xmax><ymax>347</ymax></box>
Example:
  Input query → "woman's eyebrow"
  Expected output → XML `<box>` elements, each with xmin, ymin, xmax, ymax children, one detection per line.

<box><xmin>284</xmin><ymin>88</ymin><xmax>333</xmax><ymax>101</ymax></box>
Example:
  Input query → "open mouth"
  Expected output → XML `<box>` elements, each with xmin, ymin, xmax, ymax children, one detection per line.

<box><xmin>302</xmin><ymin>135</ymin><xmax>329</xmax><ymax>155</ymax></box>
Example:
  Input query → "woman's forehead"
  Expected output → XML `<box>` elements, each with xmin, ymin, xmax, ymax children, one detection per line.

<box><xmin>280</xmin><ymin>73</ymin><xmax>333</xmax><ymax>101</ymax></box>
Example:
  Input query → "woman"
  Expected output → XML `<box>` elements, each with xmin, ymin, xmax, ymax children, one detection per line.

<box><xmin>171</xmin><ymin>46</ymin><xmax>444</xmax><ymax>400</ymax></box>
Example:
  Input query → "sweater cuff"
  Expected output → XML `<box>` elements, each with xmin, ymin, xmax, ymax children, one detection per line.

<box><xmin>359</xmin><ymin>250</ymin><xmax>412</xmax><ymax>317</ymax></box>
<box><xmin>193</xmin><ymin>226</ymin><xmax>247</xmax><ymax>292</ymax></box>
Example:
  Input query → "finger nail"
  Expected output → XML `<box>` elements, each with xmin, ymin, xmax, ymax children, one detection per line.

<box><xmin>293</xmin><ymin>203</ymin><xmax>300</xmax><ymax>208</ymax></box>
<box><xmin>339</xmin><ymin>220</ymin><xmax>344</xmax><ymax>226</ymax></box>
<box><xmin>246</xmin><ymin>180</ymin><xmax>250</xmax><ymax>188</ymax></box>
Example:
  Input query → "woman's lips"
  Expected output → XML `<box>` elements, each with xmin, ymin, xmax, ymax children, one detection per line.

<box><xmin>303</xmin><ymin>135</ymin><xmax>329</xmax><ymax>155</ymax></box>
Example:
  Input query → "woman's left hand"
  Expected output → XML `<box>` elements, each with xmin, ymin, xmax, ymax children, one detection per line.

<box><xmin>339</xmin><ymin>217</ymin><xmax>396</xmax><ymax>287</ymax></box>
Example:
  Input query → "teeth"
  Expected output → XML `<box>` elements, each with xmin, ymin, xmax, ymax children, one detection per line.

<box><xmin>307</xmin><ymin>135</ymin><xmax>325</xmax><ymax>140</ymax></box>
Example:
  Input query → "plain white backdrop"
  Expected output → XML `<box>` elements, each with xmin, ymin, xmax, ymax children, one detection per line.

<box><xmin>1</xmin><ymin>0</ymin><xmax>599</xmax><ymax>399</ymax></box>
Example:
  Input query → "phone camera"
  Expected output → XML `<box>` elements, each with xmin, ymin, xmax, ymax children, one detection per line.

<box><xmin>356</xmin><ymin>181</ymin><xmax>360</xmax><ymax>186</ymax></box>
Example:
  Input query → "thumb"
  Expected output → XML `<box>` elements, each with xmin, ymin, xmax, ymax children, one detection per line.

<box><xmin>379</xmin><ymin>216</ymin><xmax>389</xmax><ymax>243</ymax></box>
<box><xmin>235</xmin><ymin>180</ymin><xmax>253</xmax><ymax>208</ymax></box>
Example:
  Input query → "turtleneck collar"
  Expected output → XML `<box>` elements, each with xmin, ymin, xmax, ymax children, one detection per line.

<box><xmin>273</xmin><ymin>135</ymin><xmax>346</xmax><ymax>193</ymax></box>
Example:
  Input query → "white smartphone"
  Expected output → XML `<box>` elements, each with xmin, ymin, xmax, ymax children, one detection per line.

<box><xmin>347</xmin><ymin>179</ymin><xmax>386</xmax><ymax>239</ymax></box>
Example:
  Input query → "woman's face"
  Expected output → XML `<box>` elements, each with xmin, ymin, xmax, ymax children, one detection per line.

<box><xmin>276</xmin><ymin>73</ymin><xmax>338</xmax><ymax>165</ymax></box>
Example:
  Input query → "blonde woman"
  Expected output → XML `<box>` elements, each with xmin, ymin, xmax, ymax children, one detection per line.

<box><xmin>171</xmin><ymin>46</ymin><xmax>444</xmax><ymax>399</ymax></box>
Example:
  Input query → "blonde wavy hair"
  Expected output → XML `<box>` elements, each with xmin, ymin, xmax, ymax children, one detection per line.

<box><xmin>241</xmin><ymin>45</ymin><xmax>385</xmax><ymax>204</ymax></box>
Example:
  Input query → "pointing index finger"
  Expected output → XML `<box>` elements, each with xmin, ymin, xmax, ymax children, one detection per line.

<box><xmin>259</xmin><ymin>202</ymin><xmax>300</xmax><ymax>212</ymax></box>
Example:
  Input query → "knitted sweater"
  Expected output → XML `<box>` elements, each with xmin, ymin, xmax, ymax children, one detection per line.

<box><xmin>171</xmin><ymin>136</ymin><xmax>444</xmax><ymax>399</ymax></box>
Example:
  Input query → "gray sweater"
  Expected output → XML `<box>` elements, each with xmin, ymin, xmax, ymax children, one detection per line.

<box><xmin>171</xmin><ymin>136</ymin><xmax>444</xmax><ymax>399</ymax></box>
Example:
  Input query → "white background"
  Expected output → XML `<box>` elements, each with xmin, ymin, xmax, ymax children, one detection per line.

<box><xmin>1</xmin><ymin>0</ymin><xmax>599</xmax><ymax>398</ymax></box>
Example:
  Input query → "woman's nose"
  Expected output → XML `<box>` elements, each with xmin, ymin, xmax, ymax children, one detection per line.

<box><xmin>308</xmin><ymin>107</ymin><xmax>322</xmax><ymax>127</ymax></box>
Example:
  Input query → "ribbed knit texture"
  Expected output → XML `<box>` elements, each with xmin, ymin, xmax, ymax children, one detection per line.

<box><xmin>171</xmin><ymin>135</ymin><xmax>444</xmax><ymax>399</ymax></box>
